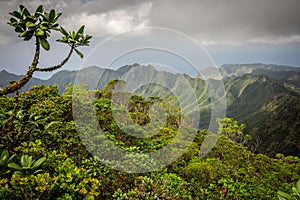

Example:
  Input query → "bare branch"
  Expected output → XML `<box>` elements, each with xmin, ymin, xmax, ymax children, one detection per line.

<box><xmin>0</xmin><ymin>38</ymin><xmax>40</xmax><ymax>96</ymax></box>
<box><xmin>35</xmin><ymin>45</ymin><xmax>74</xmax><ymax>72</ymax></box>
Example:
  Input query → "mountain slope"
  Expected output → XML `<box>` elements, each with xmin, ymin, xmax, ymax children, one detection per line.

<box><xmin>220</xmin><ymin>63</ymin><xmax>300</xmax><ymax>86</ymax></box>
<box><xmin>224</xmin><ymin>74</ymin><xmax>300</xmax><ymax>156</ymax></box>
<box><xmin>0</xmin><ymin>64</ymin><xmax>299</xmax><ymax>156</ymax></box>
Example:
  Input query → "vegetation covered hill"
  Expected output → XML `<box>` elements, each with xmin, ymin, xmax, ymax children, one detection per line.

<box><xmin>224</xmin><ymin>74</ymin><xmax>300</xmax><ymax>156</ymax></box>
<box><xmin>1</xmin><ymin>63</ymin><xmax>299</xmax><ymax>157</ymax></box>
<box><xmin>0</xmin><ymin>84</ymin><xmax>300</xmax><ymax>199</ymax></box>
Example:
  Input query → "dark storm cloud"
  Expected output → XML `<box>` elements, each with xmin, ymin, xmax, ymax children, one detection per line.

<box><xmin>148</xmin><ymin>0</ymin><xmax>300</xmax><ymax>44</ymax></box>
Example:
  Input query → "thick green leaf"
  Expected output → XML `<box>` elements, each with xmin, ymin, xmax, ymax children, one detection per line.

<box><xmin>77</xmin><ymin>25</ymin><xmax>85</xmax><ymax>35</ymax></box>
<box><xmin>19</xmin><ymin>5</ymin><xmax>25</xmax><ymax>11</ymax></box>
<box><xmin>49</xmin><ymin>9</ymin><xmax>55</xmax><ymax>22</ymax></box>
<box><xmin>43</xmin><ymin>12</ymin><xmax>49</xmax><ymax>21</ymax></box>
<box><xmin>27</xmin><ymin>15</ymin><xmax>38</xmax><ymax>22</ymax></box>
<box><xmin>71</xmin><ymin>31</ymin><xmax>76</xmax><ymax>39</ymax></box>
<box><xmin>16</xmin><ymin>110</ymin><xmax>24</xmax><ymax>119</ymax></box>
<box><xmin>8</xmin><ymin>163</ymin><xmax>22</xmax><ymax>171</ymax></box>
<box><xmin>35</xmin><ymin>5</ymin><xmax>43</xmax><ymax>15</ymax></box>
<box><xmin>45</xmin><ymin>121</ymin><xmax>59</xmax><ymax>130</ymax></box>
<box><xmin>33</xmin><ymin>169</ymin><xmax>43</xmax><ymax>174</ymax></box>
<box><xmin>14</xmin><ymin>27</ymin><xmax>23</xmax><ymax>33</ymax></box>
<box><xmin>277</xmin><ymin>191</ymin><xmax>292</xmax><ymax>200</ymax></box>
<box><xmin>52</xmin><ymin>23</ymin><xmax>59</xmax><ymax>28</ymax></box>
<box><xmin>60</xmin><ymin>27</ymin><xmax>69</xmax><ymax>36</ymax></box>
<box><xmin>21</xmin><ymin>7</ymin><xmax>30</xmax><ymax>17</ymax></box>
<box><xmin>7</xmin><ymin>154</ymin><xmax>16</xmax><ymax>164</ymax></box>
<box><xmin>18</xmin><ymin>31</ymin><xmax>27</xmax><ymax>37</ymax></box>
<box><xmin>9</xmin><ymin>11</ymin><xmax>22</xmax><ymax>19</ymax></box>
<box><xmin>33</xmin><ymin>115</ymin><xmax>42</xmax><ymax>121</ymax></box>
<box><xmin>25</xmin><ymin>21</ymin><xmax>36</xmax><ymax>28</ymax></box>
<box><xmin>21</xmin><ymin>155</ymin><xmax>28</xmax><ymax>167</ymax></box>
<box><xmin>75</xmin><ymin>48</ymin><xmax>83</xmax><ymax>58</ymax></box>
<box><xmin>0</xmin><ymin>151</ymin><xmax>9</xmax><ymax>166</ymax></box>
<box><xmin>32</xmin><ymin>157</ymin><xmax>46</xmax><ymax>169</ymax></box>
<box><xmin>56</xmin><ymin>38</ymin><xmax>68</xmax><ymax>43</ymax></box>
<box><xmin>55</xmin><ymin>13</ymin><xmax>62</xmax><ymax>21</ymax></box>
<box><xmin>36</xmin><ymin>29</ymin><xmax>45</xmax><ymax>37</ymax></box>
<box><xmin>85</xmin><ymin>35</ymin><xmax>92</xmax><ymax>40</ymax></box>
<box><xmin>9</xmin><ymin>18</ymin><xmax>18</xmax><ymax>24</ymax></box>
<box><xmin>68</xmin><ymin>38</ymin><xmax>76</xmax><ymax>43</ymax></box>
<box><xmin>24</xmin><ymin>33</ymin><xmax>34</xmax><ymax>41</ymax></box>
<box><xmin>0</xmin><ymin>159</ymin><xmax>4</xmax><ymax>166</ymax></box>
<box><xmin>292</xmin><ymin>187</ymin><xmax>300</xmax><ymax>197</ymax></box>
<box><xmin>27</xmin><ymin>156</ymin><xmax>33</xmax><ymax>167</ymax></box>
<box><xmin>0</xmin><ymin>150</ymin><xmax>9</xmax><ymax>160</ymax></box>
<box><xmin>38</xmin><ymin>37</ymin><xmax>50</xmax><ymax>51</ymax></box>
<box><xmin>13</xmin><ymin>171</ymin><xmax>24</xmax><ymax>177</ymax></box>
<box><xmin>297</xmin><ymin>180</ymin><xmax>300</xmax><ymax>194</ymax></box>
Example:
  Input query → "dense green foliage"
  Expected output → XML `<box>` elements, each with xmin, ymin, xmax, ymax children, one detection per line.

<box><xmin>0</xmin><ymin>84</ymin><xmax>299</xmax><ymax>199</ymax></box>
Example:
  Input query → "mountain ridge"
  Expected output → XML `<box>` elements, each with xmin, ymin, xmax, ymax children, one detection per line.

<box><xmin>0</xmin><ymin>63</ymin><xmax>299</xmax><ymax>156</ymax></box>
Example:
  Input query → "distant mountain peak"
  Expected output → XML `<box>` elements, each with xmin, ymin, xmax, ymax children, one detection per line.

<box><xmin>0</xmin><ymin>69</ymin><xmax>13</xmax><ymax>75</ymax></box>
<box><xmin>219</xmin><ymin>63</ymin><xmax>300</xmax><ymax>80</ymax></box>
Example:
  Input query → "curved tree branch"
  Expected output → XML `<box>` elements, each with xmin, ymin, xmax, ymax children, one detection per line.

<box><xmin>35</xmin><ymin>45</ymin><xmax>75</xmax><ymax>72</ymax></box>
<box><xmin>0</xmin><ymin>38</ymin><xmax>40</xmax><ymax>96</ymax></box>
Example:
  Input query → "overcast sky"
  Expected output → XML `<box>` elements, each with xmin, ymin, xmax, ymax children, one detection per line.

<box><xmin>0</xmin><ymin>0</ymin><xmax>300</xmax><ymax>79</ymax></box>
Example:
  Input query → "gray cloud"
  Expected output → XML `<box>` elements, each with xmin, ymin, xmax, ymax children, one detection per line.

<box><xmin>0</xmin><ymin>0</ymin><xmax>300</xmax><ymax>45</ymax></box>
<box><xmin>148</xmin><ymin>0</ymin><xmax>300</xmax><ymax>44</ymax></box>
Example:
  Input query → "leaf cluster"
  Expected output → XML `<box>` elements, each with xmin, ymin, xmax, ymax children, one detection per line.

<box><xmin>7</xmin><ymin>5</ymin><xmax>91</xmax><ymax>57</ymax></box>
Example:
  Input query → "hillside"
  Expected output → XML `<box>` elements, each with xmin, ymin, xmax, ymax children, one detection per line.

<box><xmin>224</xmin><ymin>74</ymin><xmax>300</xmax><ymax>156</ymax></box>
<box><xmin>1</xmin><ymin>82</ymin><xmax>300</xmax><ymax>199</ymax></box>
<box><xmin>1</xmin><ymin>63</ymin><xmax>299</xmax><ymax>157</ymax></box>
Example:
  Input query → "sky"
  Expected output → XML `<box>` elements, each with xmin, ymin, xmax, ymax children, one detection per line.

<box><xmin>0</xmin><ymin>0</ymin><xmax>300</xmax><ymax>79</ymax></box>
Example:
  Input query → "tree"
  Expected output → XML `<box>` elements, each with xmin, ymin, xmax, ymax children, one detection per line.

<box><xmin>217</xmin><ymin>118</ymin><xmax>250</xmax><ymax>144</ymax></box>
<box><xmin>0</xmin><ymin>5</ymin><xmax>92</xmax><ymax>96</ymax></box>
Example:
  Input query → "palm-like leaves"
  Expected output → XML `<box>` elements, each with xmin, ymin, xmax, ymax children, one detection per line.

<box><xmin>0</xmin><ymin>150</ymin><xmax>16</xmax><ymax>167</ymax></box>
<box><xmin>57</xmin><ymin>25</ymin><xmax>92</xmax><ymax>58</ymax></box>
<box><xmin>8</xmin><ymin>154</ymin><xmax>46</xmax><ymax>177</ymax></box>
<box><xmin>7</xmin><ymin>4</ymin><xmax>91</xmax><ymax>53</ymax></box>
<box><xmin>277</xmin><ymin>179</ymin><xmax>300</xmax><ymax>200</ymax></box>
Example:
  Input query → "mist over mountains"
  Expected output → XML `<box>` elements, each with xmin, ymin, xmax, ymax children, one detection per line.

<box><xmin>1</xmin><ymin>63</ymin><xmax>299</xmax><ymax>157</ymax></box>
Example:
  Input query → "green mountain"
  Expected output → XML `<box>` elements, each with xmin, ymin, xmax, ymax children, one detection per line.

<box><xmin>220</xmin><ymin>63</ymin><xmax>300</xmax><ymax>86</ymax></box>
<box><xmin>217</xmin><ymin>64</ymin><xmax>300</xmax><ymax>156</ymax></box>
<box><xmin>224</xmin><ymin>74</ymin><xmax>300</xmax><ymax>156</ymax></box>
<box><xmin>0</xmin><ymin>63</ymin><xmax>299</xmax><ymax>157</ymax></box>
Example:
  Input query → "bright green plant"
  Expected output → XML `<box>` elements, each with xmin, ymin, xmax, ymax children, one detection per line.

<box><xmin>8</xmin><ymin>154</ymin><xmax>46</xmax><ymax>177</ymax></box>
<box><xmin>0</xmin><ymin>150</ymin><xmax>16</xmax><ymax>175</ymax></box>
<box><xmin>278</xmin><ymin>179</ymin><xmax>300</xmax><ymax>200</ymax></box>
<box><xmin>1</xmin><ymin>109</ymin><xmax>45</xmax><ymax>149</ymax></box>
<box><xmin>185</xmin><ymin>160</ymin><xmax>217</xmax><ymax>185</ymax></box>
<box><xmin>0</xmin><ymin>150</ymin><xmax>15</xmax><ymax>167</ymax></box>
<box><xmin>217</xmin><ymin>117</ymin><xmax>251</xmax><ymax>144</ymax></box>
<box><xmin>0</xmin><ymin>4</ymin><xmax>92</xmax><ymax>95</ymax></box>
